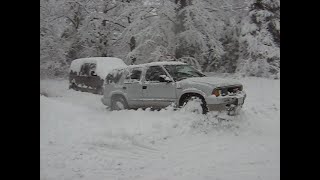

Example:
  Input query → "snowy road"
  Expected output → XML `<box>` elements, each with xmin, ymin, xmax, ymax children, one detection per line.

<box><xmin>40</xmin><ymin>77</ymin><xmax>280</xmax><ymax>180</ymax></box>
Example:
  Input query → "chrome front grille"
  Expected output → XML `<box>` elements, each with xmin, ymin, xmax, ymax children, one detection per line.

<box><xmin>221</xmin><ymin>86</ymin><xmax>242</xmax><ymax>96</ymax></box>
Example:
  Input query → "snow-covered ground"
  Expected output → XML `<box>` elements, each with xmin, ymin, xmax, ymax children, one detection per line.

<box><xmin>40</xmin><ymin>76</ymin><xmax>280</xmax><ymax>180</ymax></box>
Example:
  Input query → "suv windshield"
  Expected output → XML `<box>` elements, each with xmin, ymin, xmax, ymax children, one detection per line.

<box><xmin>164</xmin><ymin>64</ymin><xmax>205</xmax><ymax>81</ymax></box>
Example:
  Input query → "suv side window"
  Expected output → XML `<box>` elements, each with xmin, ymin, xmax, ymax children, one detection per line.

<box><xmin>145</xmin><ymin>66</ymin><xmax>167</xmax><ymax>82</ymax></box>
<box><xmin>124</xmin><ymin>68</ymin><xmax>142</xmax><ymax>83</ymax></box>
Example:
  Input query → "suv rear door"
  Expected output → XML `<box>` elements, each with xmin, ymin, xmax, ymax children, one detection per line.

<box><xmin>142</xmin><ymin>66</ymin><xmax>177</xmax><ymax>108</ymax></box>
<box><xmin>123</xmin><ymin>68</ymin><xmax>144</xmax><ymax>108</ymax></box>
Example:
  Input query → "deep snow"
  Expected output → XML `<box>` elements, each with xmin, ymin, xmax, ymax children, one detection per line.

<box><xmin>40</xmin><ymin>76</ymin><xmax>279</xmax><ymax>180</ymax></box>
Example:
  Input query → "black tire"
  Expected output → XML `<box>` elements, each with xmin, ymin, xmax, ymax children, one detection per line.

<box><xmin>111</xmin><ymin>95</ymin><xmax>129</xmax><ymax>111</ymax></box>
<box><xmin>181</xmin><ymin>95</ymin><xmax>208</xmax><ymax>114</ymax></box>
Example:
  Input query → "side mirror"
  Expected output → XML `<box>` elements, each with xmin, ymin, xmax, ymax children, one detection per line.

<box><xmin>159</xmin><ymin>75</ymin><xmax>172</xmax><ymax>83</ymax></box>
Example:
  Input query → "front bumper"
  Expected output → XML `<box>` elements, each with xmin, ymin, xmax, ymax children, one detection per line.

<box><xmin>205</xmin><ymin>91</ymin><xmax>246</xmax><ymax>111</ymax></box>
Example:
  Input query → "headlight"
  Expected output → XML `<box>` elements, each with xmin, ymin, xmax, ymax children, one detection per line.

<box><xmin>212</xmin><ymin>89</ymin><xmax>221</xmax><ymax>97</ymax></box>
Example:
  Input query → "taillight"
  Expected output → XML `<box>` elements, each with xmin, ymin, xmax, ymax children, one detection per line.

<box><xmin>212</xmin><ymin>89</ymin><xmax>221</xmax><ymax>97</ymax></box>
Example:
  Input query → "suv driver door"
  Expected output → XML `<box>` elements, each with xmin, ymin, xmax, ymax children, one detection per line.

<box><xmin>142</xmin><ymin>66</ymin><xmax>177</xmax><ymax>108</ymax></box>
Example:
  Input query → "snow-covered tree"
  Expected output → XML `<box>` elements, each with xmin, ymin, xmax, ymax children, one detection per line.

<box><xmin>174</xmin><ymin>0</ymin><xmax>225</xmax><ymax>71</ymax></box>
<box><xmin>40</xmin><ymin>0</ymin><xmax>71</xmax><ymax>77</ymax></box>
<box><xmin>40</xmin><ymin>0</ymin><xmax>280</xmax><ymax>79</ymax></box>
<box><xmin>113</xmin><ymin>0</ymin><xmax>235</xmax><ymax>71</ymax></box>
<box><xmin>106</xmin><ymin>0</ymin><xmax>177</xmax><ymax>65</ymax></box>
<box><xmin>237</xmin><ymin>0</ymin><xmax>280</xmax><ymax>78</ymax></box>
<box><xmin>207</xmin><ymin>0</ymin><xmax>250</xmax><ymax>73</ymax></box>
<box><xmin>68</xmin><ymin>0</ymin><xmax>120</xmax><ymax>59</ymax></box>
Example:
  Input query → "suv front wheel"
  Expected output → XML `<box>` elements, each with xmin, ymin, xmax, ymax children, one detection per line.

<box><xmin>181</xmin><ymin>95</ymin><xmax>208</xmax><ymax>114</ymax></box>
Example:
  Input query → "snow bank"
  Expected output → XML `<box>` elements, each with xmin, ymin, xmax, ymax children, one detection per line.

<box><xmin>40</xmin><ymin>93</ymin><xmax>204</xmax><ymax>142</ymax></box>
<box><xmin>70</xmin><ymin>57</ymin><xmax>127</xmax><ymax>79</ymax></box>
<box><xmin>40</xmin><ymin>76</ymin><xmax>280</xmax><ymax>137</ymax></box>
<box><xmin>40</xmin><ymin>77</ymin><xmax>279</xmax><ymax>180</ymax></box>
<box><xmin>40</xmin><ymin>79</ymin><xmax>69</xmax><ymax>97</ymax></box>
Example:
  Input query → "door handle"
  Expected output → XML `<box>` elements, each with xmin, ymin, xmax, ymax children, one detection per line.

<box><xmin>142</xmin><ymin>86</ymin><xmax>147</xmax><ymax>89</ymax></box>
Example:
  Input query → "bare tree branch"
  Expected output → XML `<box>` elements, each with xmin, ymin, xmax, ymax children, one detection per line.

<box><xmin>104</xmin><ymin>5</ymin><xmax>118</xmax><ymax>13</ymax></box>
<box><xmin>162</xmin><ymin>13</ymin><xmax>176</xmax><ymax>24</ymax></box>
<box><xmin>103</xmin><ymin>19</ymin><xmax>126</xmax><ymax>28</ymax></box>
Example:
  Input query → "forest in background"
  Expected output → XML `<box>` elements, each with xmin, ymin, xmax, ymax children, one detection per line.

<box><xmin>40</xmin><ymin>0</ymin><xmax>280</xmax><ymax>79</ymax></box>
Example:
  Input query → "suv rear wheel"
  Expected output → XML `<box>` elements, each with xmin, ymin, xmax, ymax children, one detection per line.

<box><xmin>111</xmin><ymin>96</ymin><xmax>129</xmax><ymax>111</ymax></box>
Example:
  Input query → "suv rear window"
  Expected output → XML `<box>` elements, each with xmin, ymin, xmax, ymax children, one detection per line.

<box><xmin>124</xmin><ymin>68</ymin><xmax>142</xmax><ymax>83</ymax></box>
<box><xmin>106</xmin><ymin>69</ymin><xmax>124</xmax><ymax>84</ymax></box>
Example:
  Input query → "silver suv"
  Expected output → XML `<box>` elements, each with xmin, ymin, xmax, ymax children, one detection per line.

<box><xmin>101</xmin><ymin>61</ymin><xmax>246</xmax><ymax>114</ymax></box>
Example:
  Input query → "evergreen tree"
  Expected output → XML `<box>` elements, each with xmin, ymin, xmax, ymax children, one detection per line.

<box><xmin>237</xmin><ymin>0</ymin><xmax>280</xmax><ymax>78</ymax></box>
